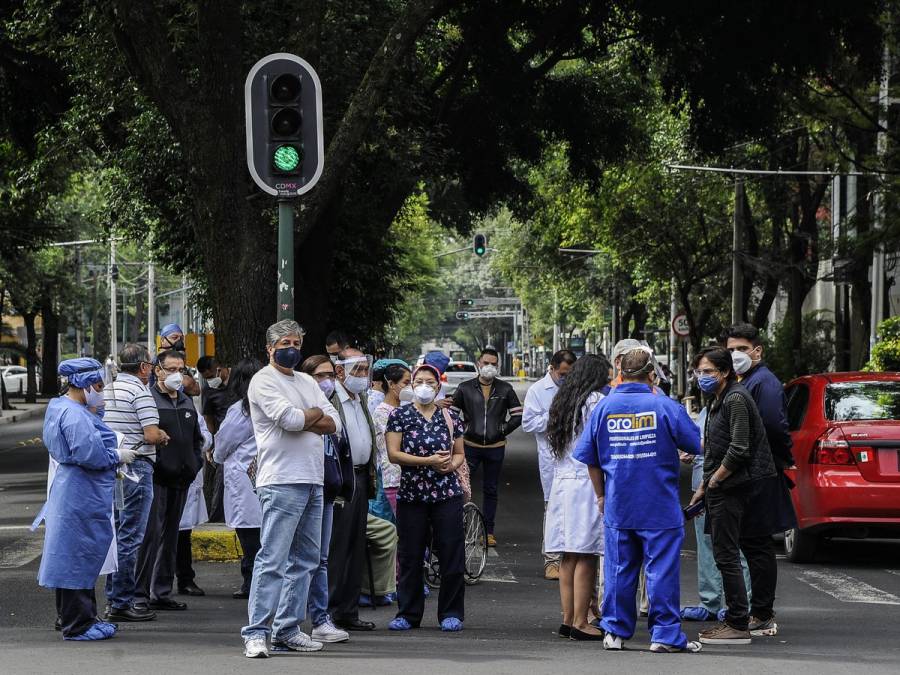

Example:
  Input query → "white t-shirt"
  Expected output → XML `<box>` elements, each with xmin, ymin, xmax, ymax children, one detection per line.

<box><xmin>247</xmin><ymin>365</ymin><xmax>343</xmax><ymax>488</ymax></box>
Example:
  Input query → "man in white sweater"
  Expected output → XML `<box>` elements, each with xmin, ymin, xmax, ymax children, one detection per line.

<box><xmin>240</xmin><ymin>320</ymin><xmax>342</xmax><ymax>659</ymax></box>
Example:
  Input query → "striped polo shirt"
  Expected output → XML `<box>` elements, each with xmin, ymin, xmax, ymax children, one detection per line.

<box><xmin>103</xmin><ymin>372</ymin><xmax>160</xmax><ymax>459</ymax></box>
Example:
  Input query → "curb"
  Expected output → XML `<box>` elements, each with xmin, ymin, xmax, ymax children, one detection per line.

<box><xmin>0</xmin><ymin>404</ymin><xmax>48</xmax><ymax>427</ymax></box>
<box><xmin>191</xmin><ymin>525</ymin><xmax>244</xmax><ymax>562</ymax></box>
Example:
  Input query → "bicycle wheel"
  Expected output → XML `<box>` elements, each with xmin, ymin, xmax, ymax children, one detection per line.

<box><xmin>463</xmin><ymin>501</ymin><xmax>488</xmax><ymax>583</ymax></box>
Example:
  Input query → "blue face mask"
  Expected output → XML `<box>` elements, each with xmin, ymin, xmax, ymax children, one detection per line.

<box><xmin>697</xmin><ymin>375</ymin><xmax>720</xmax><ymax>393</ymax></box>
<box><xmin>274</xmin><ymin>347</ymin><xmax>302</xmax><ymax>369</ymax></box>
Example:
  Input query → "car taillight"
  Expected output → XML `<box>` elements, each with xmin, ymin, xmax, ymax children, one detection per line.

<box><xmin>441</xmin><ymin>373</ymin><xmax>447</xmax><ymax>382</ymax></box>
<box><xmin>812</xmin><ymin>438</ymin><xmax>856</xmax><ymax>465</ymax></box>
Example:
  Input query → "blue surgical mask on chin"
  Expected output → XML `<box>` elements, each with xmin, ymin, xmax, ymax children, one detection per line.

<box><xmin>697</xmin><ymin>375</ymin><xmax>720</xmax><ymax>393</ymax></box>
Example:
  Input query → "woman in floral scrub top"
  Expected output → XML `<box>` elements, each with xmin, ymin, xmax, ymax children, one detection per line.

<box><xmin>385</xmin><ymin>364</ymin><xmax>466</xmax><ymax>632</ymax></box>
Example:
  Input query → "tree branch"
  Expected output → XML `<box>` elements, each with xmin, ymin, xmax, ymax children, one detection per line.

<box><xmin>297</xmin><ymin>0</ymin><xmax>458</xmax><ymax>241</ymax></box>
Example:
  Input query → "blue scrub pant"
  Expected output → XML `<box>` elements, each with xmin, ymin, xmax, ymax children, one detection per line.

<box><xmin>601</xmin><ymin>526</ymin><xmax>687</xmax><ymax>648</ymax></box>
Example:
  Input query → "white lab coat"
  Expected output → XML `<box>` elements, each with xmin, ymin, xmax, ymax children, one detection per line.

<box><xmin>213</xmin><ymin>401</ymin><xmax>262</xmax><ymax>529</ymax></box>
<box><xmin>179</xmin><ymin>416</ymin><xmax>211</xmax><ymax>531</ymax></box>
<box><xmin>522</xmin><ymin>373</ymin><xmax>559</xmax><ymax>501</ymax></box>
<box><xmin>543</xmin><ymin>392</ymin><xmax>604</xmax><ymax>555</ymax></box>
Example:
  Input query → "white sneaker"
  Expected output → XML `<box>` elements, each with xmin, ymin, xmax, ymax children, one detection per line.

<box><xmin>650</xmin><ymin>641</ymin><xmax>702</xmax><ymax>653</ymax></box>
<box><xmin>312</xmin><ymin>621</ymin><xmax>350</xmax><ymax>643</ymax></box>
<box><xmin>603</xmin><ymin>633</ymin><xmax>623</xmax><ymax>650</ymax></box>
<box><xmin>244</xmin><ymin>637</ymin><xmax>269</xmax><ymax>658</ymax></box>
<box><xmin>271</xmin><ymin>630</ymin><xmax>324</xmax><ymax>653</ymax></box>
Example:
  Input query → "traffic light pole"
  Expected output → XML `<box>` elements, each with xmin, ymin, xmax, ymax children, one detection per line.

<box><xmin>277</xmin><ymin>200</ymin><xmax>295</xmax><ymax>319</ymax></box>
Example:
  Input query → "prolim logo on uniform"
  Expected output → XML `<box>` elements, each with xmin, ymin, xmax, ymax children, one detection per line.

<box><xmin>606</xmin><ymin>411</ymin><xmax>657</xmax><ymax>433</ymax></box>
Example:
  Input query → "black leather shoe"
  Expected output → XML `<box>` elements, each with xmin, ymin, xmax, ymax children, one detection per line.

<box><xmin>335</xmin><ymin>618</ymin><xmax>375</xmax><ymax>631</ymax></box>
<box><xmin>149</xmin><ymin>598</ymin><xmax>188</xmax><ymax>611</ymax></box>
<box><xmin>558</xmin><ymin>624</ymin><xmax>571</xmax><ymax>638</ymax></box>
<box><xmin>570</xmin><ymin>627</ymin><xmax>605</xmax><ymax>641</ymax></box>
<box><xmin>178</xmin><ymin>583</ymin><xmax>205</xmax><ymax>597</ymax></box>
<box><xmin>232</xmin><ymin>590</ymin><xmax>250</xmax><ymax>599</ymax></box>
<box><xmin>106</xmin><ymin>605</ymin><xmax>157</xmax><ymax>622</ymax></box>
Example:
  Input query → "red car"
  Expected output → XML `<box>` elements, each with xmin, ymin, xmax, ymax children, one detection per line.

<box><xmin>782</xmin><ymin>372</ymin><xmax>900</xmax><ymax>562</ymax></box>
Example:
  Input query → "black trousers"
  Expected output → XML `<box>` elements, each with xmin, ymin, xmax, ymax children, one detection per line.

<box><xmin>328</xmin><ymin>470</ymin><xmax>368</xmax><ymax>621</ymax></box>
<box><xmin>707</xmin><ymin>483</ymin><xmax>778</xmax><ymax>630</ymax></box>
<box><xmin>135</xmin><ymin>483</ymin><xmax>188</xmax><ymax>605</ymax></box>
<box><xmin>176</xmin><ymin>529</ymin><xmax>195</xmax><ymax>587</ymax></box>
<box><xmin>56</xmin><ymin>588</ymin><xmax>96</xmax><ymax>638</ymax></box>
<box><xmin>396</xmin><ymin>496</ymin><xmax>465</xmax><ymax>626</ymax></box>
<box><xmin>236</xmin><ymin>527</ymin><xmax>261</xmax><ymax>594</ymax></box>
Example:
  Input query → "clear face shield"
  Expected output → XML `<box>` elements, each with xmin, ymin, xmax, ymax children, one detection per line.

<box><xmin>638</xmin><ymin>340</ymin><xmax>670</xmax><ymax>387</ymax></box>
<box><xmin>337</xmin><ymin>354</ymin><xmax>374</xmax><ymax>394</ymax></box>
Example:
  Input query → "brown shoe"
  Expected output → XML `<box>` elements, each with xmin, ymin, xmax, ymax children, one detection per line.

<box><xmin>487</xmin><ymin>534</ymin><xmax>497</xmax><ymax>547</ymax></box>
<box><xmin>698</xmin><ymin>622</ymin><xmax>751</xmax><ymax>645</ymax></box>
<box><xmin>544</xmin><ymin>563</ymin><xmax>560</xmax><ymax>580</ymax></box>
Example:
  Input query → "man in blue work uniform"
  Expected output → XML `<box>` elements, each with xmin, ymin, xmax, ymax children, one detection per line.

<box><xmin>574</xmin><ymin>347</ymin><xmax>702</xmax><ymax>653</ymax></box>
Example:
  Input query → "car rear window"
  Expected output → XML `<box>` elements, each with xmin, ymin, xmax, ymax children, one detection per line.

<box><xmin>825</xmin><ymin>381</ymin><xmax>900</xmax><ymax>421</ymax></box>
<box><xmin>446</xmin><ymin>364</ymin><xmax>476</xmax><ymax>373</ymax></box>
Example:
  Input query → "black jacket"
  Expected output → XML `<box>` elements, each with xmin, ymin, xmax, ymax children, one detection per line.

<box><xmin>151</xmin><ymin>387</ymin><xmax>204</xmax><ymax>490</ymax></box>
<box><xmin>703</xmin><ymin>381</ymin><xmax>776</xmax><ymax>490</ymax></box>
<box><xmin>452</xmin><ymin>377</ymin><xmax>523</xmax><ymax>446</ymax></box>
<box><xmin>740</xmin><ymin>363</ymin><xmax>795</xmax><ymax>470</ymax></box>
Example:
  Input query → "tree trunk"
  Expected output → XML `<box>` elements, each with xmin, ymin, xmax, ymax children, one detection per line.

<box><xmin>23</xmin><ymin>311</ymin><xmax>38</xmax><ymax>404</ymax></box>
<box><xmin>40</xmin><ymin>299</ymin><xmax>60</xmax><ymax>397</ymax></box>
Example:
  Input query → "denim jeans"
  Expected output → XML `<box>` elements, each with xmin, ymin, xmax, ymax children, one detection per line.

<box><xmin>241</xmin><ymin>483</ymin><xmax>323</xmax><ymax>642</ymax></box>
<box><xmin>307</xmin><ymin>501</ymin><xmax>334</xmax><ymax>627</ymax></box>
<box><xmin>105</xmin><ymin>459</ymin><xmax>155</xmax><ymax>609</ymax></box>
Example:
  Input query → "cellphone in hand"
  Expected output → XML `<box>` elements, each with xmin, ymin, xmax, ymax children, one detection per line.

<box><xmin>683</xmin><ymin>498</ymin><xmax>706</xmax><ymax>521</ymax></box>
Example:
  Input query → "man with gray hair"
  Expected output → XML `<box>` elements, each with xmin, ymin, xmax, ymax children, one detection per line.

<box><xmin>240</xmin><ymin>320</ymin><xmax>343</xmax><ymax>659</ymax></box>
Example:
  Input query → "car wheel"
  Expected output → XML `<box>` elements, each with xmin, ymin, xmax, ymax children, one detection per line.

<box><xmin>784</xmin><ymin>526</ymin><xmax>818</xmax><ymax>563</ymax></box>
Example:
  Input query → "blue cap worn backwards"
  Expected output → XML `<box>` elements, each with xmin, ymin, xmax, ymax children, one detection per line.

<box><xmin>58</xmin><ymin>357</ymin><xmax>104</xmax><ymax>389</ymax></box>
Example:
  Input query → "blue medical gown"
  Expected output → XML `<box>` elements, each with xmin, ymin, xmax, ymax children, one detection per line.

<box><xmin>38</xmin><ymin>397</ymin><xmax>119</xmax><ymax>589</ymax></box>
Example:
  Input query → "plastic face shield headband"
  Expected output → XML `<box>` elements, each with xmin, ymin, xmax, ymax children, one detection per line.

<box><xmin>337</xmin><ymin>355</ymin><xmax>374</xmax><ymax>390</ymax></box>
<box><xmin>620</xmin><ymin>346</ymin><xmax>656</xmax><ymax>377</ymax></box>
<box><xmin>637</xmin><ymin>339</ymin><xmax>669</xmax><ymax>384</ymax></box>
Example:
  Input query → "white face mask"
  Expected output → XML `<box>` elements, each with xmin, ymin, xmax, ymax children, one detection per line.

<box><xmin>398</xmin><ymin>385</ymin><xmax>415</xmax><ymax>403</ymax></box>
<box><xmin>164</xmin><ymin>372</ymin><xmax>185</xmax><ymax>392</ymax></box>
<box><xmin>479</xmin><ymin>364</ymin><xmax>498</xmax><ymax>381</ymax></box>
<box><xmin>206</xmin><ymin>376</ymin><xmax>223</xmax><ymax>389</ymax></box>
<box><xmin>732</xmin><ymin>351</ymin><xmax>753</xmax><ymax>376</ymax></box>
<box><xmin>414</xmin><ymin>384</ymin><xmax>437</xmax><ymax>405</ymax></box>
<box><xmin>343</xmin><ymin>374</ymin><xmax>369</xmax><ymax>395</ymax></box>
<box><xmin>84</xmin><ymin>385</ymin><xmax>105</xmax><ymax>409</ymax></box>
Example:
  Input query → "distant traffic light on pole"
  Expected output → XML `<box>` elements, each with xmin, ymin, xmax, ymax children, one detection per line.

<box><xmin>458</xmin><ymin>298</ymin><xmax>474</xmax><ymax>306</ymax></box>
<box><xmin>473</xmin><ymin>233</ymin><xmax>487</xmax><ymax>257</ymax></box>
<box><xmin>456</xmin><ymin>311</ymin><xmax>470</xmax><ymax>320</ymax></box>
<box><xmin>245</xmin><ymin>53</ymin><xmax>324</xmax><ymax>320</ymax></box>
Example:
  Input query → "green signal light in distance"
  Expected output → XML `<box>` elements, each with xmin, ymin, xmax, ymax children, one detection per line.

<box><xmin>273</xmin><ymin>145</ymin><xmax>300</xmax><ymax>172</ymax></box>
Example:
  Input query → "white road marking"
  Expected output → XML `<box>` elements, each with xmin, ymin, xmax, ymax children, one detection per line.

<box><xmin>0</xmin><ymin>535</ymin><xmax>43</xmax><ymax>569</ymax></box>
<box><xmin>0</xmin><ymin>525</ymin><xmax>42</xmax><ymax>532</ymax></box>
<box><xmin>796</xmin><ymin>569</ymin><xmax>900</xmax><ymax>605</ymax></box>
<box><xmin>480</xmin><ymin>547</ymin><xmax>517</xmax><ymax>583</ymax></box>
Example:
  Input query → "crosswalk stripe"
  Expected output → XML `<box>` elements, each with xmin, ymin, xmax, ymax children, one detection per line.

<box><xmin>480</xmin><ymin>547</ymin><xmax>517</xmax><ymax>583</ymax></box>
<box><xmin>796</xmin><ymin>568</ymin><xmax>900</xmax><ymax>605</ymax></box>
<box><xmin>0</xmin><ymin>536</ymin><xmax>43</xmax><ymax>569</ymax></box>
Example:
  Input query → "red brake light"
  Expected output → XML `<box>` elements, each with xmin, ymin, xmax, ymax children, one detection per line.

<box><xmin>441</xmin><ymin>373</ymin><xmax>447</xmax><ymax>382</ymax></box>
<box><xmin>812</xmin><ymin>433</ymin><xmax>856</xmax><ymax>466</ymax></box>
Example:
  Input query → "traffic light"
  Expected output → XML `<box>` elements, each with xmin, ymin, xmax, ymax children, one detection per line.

<box><xmin>245</xmin><ymin>53</ymin><xmax>324</xmax><ymax>197</ymax></box>
<box><xmin>473</xmin><ymin>233</ymin><xmax>487</xmax><ymax>256</ymax></box>
<box><xmin>456</xmin><ymin>311</ymin><xmax>470</xmax><ymax>320</ymax></box>
<box><xmin>457</xmin><ymin>298</ymin><xmax>474</xmax><ymax>306</ymax></box>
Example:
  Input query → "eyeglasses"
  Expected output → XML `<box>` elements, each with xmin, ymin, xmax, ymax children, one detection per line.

<box><xmin>692</xmin><ymin>368</ymin><xmax>719</xmax><ymax>378</ymax></box>
<box><xmin>312</xmin><ymin>372</ymin><xmax>335</xmax><ymax>381</ymax></box>
<box><xmin>158</xmin><ymin>365</ymin><xmax>188</xmax><ymax>375</ymax></box>
<box><xmin>412</xmin><ymin>380</ymin><xmax>436</xmax><ymax>387</ymax></box>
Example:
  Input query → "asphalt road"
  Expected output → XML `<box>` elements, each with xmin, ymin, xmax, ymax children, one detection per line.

<box><xmin>2</xmin><ymin>386</ymin><xmax>900</xmax><ymax>674</ymax></box>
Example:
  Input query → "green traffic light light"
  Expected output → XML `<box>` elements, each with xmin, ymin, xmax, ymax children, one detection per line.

<box><xmin>273</xmin><ymin>145</ymin><xmax>301</xmax><ymax>172</ymax></box>
<box><xmin>475</xmin><ymin>246</ymin><xmax>485</xmax><ymax>255</ymax></box>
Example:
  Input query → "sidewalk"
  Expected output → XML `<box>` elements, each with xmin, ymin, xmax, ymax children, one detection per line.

<box><xmin>0</xmin><ymin>401</ymin><xmax>49</xmax><ymax>427</ymax></box>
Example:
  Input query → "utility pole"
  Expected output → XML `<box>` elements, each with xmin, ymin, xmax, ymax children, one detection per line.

<box><xmin>871</xmin><ymin>40</ymin><xmax>891</xmax><ymax>350</ymax></box>
<box><xmin>277</xmin><ymin>200</ymin><xmax>294</xmax><ymax>319</ymax></box>
<box><xmin>552</xmin><ymin>289</ymin><xmax>560</xmax><ymax>352</ymax></box>
<box><xmin>147</xmin><ymin>261</ymin><xmax>156</xmax><ymax>354</ymax></box>
<box><xmin>109</xmin><ymin>239</ymin><xmax>117</xmax><ymax>359</ymax></box>
<box><xmin>75</xmin><ymin>246</ymin><xmax>84</xmax><ymax>356</ymax></box>
<box><xmin>669</xmin><ymin>281</ymin><xmax>677</xmax><ymax>394</ymax></box>
<box><xmin>181</xmin><ymin>273</ymin><xmax>188</xmax><ymax>331</ymax></box>
<box><xmin>732</xmin><ymin>177</ymin><xmax>745</xmax><ymax>324</ymax></box>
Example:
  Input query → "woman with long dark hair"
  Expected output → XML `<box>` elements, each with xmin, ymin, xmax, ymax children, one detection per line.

<box><xmin>545</xmin><ymin>354</ymin><xmax>612</xmax><ymax>641</ymax></box>
<box><xmin>213</xmin><ymin>358</ymin><xmax>264</xmax><ymax>599</ymax></box>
